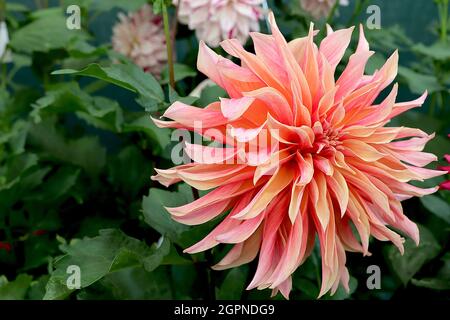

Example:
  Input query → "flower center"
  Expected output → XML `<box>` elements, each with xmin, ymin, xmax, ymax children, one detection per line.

<box><xmin>304</xmin><ymin>123</ymin><xmax>343</xmax><ymax>158</ymax></box>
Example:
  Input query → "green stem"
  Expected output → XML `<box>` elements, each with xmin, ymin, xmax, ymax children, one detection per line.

<box><xmin>438</xmin><ymin>91</ymin><xmax>444</xmax><ymax>113</ymax></box>
<box><xmin>429</xmin><ymin>93</ymin><xmax>437</xmax><ymax>116</ymax></box>
<box><xmin>347</xmin><ymin>0</ymin><xmax>369</xmax><ymax>26</ymax></box>
<box><xmin>439</xmin><ymin>0</ymin><xmax>449</xmax><ymax>42</ymax></box>
<box><xmin>325</xmin><ymin>1</ymin><xmax>339</xmax><ymax>26</ymax></box>
<box><xmin>1</xmin><ymin>63</ymin><xmax>6</xmax><ymax>89</ymax></box>
<box><xmin>0</xmin><ymin>0</ymin><xmax>5</xmax><ymax>22</ymax></box>
<box><xmin>162</xmin><ymin>2</ymin><xmax>175</xmax><ymax>89</ymax></box>
<box><xmin>205</xmin><ymin>250</ymin><xmax>216</xmax><ymax>300</ymax></box>
<box><xmin>311</xmin><ymin>251</ymin><xmax>321</xmax><ymax>288</ymax></box>
<box><xmin>191</xmin><ymin>187</ymin><xmax>200</xmax><ymax>200</ymax></box>
<box><xmin>4</xmin><ymin>216</ymin><xmax>16</xmax><ymax>261</ymax></box>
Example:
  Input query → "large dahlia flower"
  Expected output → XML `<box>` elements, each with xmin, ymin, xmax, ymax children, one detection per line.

<box><xmin>175</xmin><ymin>0</ymin><xmax>264</xmax><ymax>47</ymax></box>
<box><xmin>439</xmin><ymin>135</ymin><xmax>450</xmax><ymax>190</ymax></box>
<box><xmin>152</xmin><ymin>13</ymin><xmax>444</xmax><ymax>298</ymax></box>
<box><xmin>112</xmin><ymin>4</ymin><xmax>167</xmax><ymax>76</ymax></box>
<box><xmin>300</xmin><ymin>0</ymin><xmax>349</xmax><ymax>19</ymax></box>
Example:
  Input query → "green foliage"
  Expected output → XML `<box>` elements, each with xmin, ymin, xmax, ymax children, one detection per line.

<box><xmin>216</xmin><ymin>267</ymin><xmax>249</xmax><ymax>300</ymax></box>
<box><xmin>0</xmin><ymin>0</ymin><xmax>449</xmax><ymax>302</ymax></box>
<box><xmin>10</xmin><ymin>8</ymin><xmax>89</xmax><ymax>54</ymax></box>
<box><xmin>412</xmin><ymin>253</ymin><xmax>450</xmax><ymax>290</ymax></box>
<box><xmin>386</xmin><ymin>225</ymin><xmax>442</xmax><ymax>286</ymax></box>
<box><xmin>161</xmin><ymin>63</ymin><xmax>197</xmax><ymax>85</ymax></box>
<box><xmin>44</xmin><ymin>229</ymin><xmax>170</xmax><ymax>300</ymax></box>
<box><xmin>53</xmin><ymin>63</ymin><xmax>167</xmax><ymax>111</ymax></box>
<box><xmin>421</xmin><ymin>195</ymin><xmax>450</xmax><ymax>224</ymax></box>
<box><xmin>0</xmin><ymin>275</ymin><xmax>33</xmax><ymax>300</ymax></box>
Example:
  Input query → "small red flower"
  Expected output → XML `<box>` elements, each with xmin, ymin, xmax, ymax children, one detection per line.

<box><xmin>0</xmin><ymin>241</ymin><xmax>12</xmax><ymax>252</ymax></box>
<box><xmin>32</xmin><ymin>229</ymin><xmax>48</xmax><ymax>236</ymax></box>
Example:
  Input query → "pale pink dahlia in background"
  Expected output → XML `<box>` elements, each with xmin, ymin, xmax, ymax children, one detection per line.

<box><xmin>152</xmin><ymin>13</ymin><xmax>444</xmax><ymax>298</ymax></box>
<box><xmin>112</xmin><ymin>4</ymin><xmax>167</xmax><ymax>76</ymax></box>
<box><xmin>0</xmin><ymin>21</ymin><xmax>12</xmax><ymax>63</ymax></box>
<box><xmin>300</xmin><ymin>0</ymin><xmax>349</xmax><ymax>19</ymax></box>
<box><xmin>174</xmin><ymin>0</ymin><xmax>264</xmax><ymax>47</ymax></box>
<box><xmin>439</xmin><ymin>135</ymin><xmax>450</xmax><ymax>190</ymax></box>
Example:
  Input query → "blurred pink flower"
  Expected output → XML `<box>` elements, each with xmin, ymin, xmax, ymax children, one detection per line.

<box><xmin>175</xmin><ymin>0</ymin><xmax>264</xmax><ymax>47</ymax></box>
<box><xmin>439</xmin><ymin>135</ymin><xmax>450</xmax><ymax>190</ymax></box>
<box><xmin>300</xmin><ymin>0</ymin><xmax>349</xmax><ymax>19</ymax></box>
<box><xmin>152</xmin><ymin>13</ymin><xmax>444</xmax><ymax>298</ymax></box>
<box><xmin>112</xmin><ymin>4</ymin><xmax>167</xmax><ymax>77</ymax></box>
<box><xmin>0</xmin><ymin>21</ymin><xmax>12</xmax><ymax>63</ymax></box>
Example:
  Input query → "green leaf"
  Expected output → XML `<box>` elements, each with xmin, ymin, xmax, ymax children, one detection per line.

<box><xmin>168</xmin><ymin>86</ymin><xmax>198</xmax><ymax>105</ymax></box>
<box><xmin>0</xmin><ymin>153</ymin><xmax>38</xmax><ymax>191</ymax></box>
<box><xmin>52</xmin><ymin>63</ymin><xmax>166</xmax><ymax>111</ymax></box>
<box><xmin>143</xmin><ymin>237</ymin><xmax>171</xmax><ymax>272</ymax></box>
<box><xmin>195</xmin><ymin>84</ymin><xmax>228</xmax><ymax>107</ymax></box>
<box><xmin>44</xmin><ymin>277</ymin><xmax>72</xmax><ymax>300</ymax></box>
<box><xmin>122</xmin><ymin>113</ymin><xmax>171</xmax><ymax>155</ymax></box>
<box><xmin>0</xmin><ymin>274</ymin><xmax>33</xmax><ymax>300</ymax></box>
<box><xmin>323</xmin><ymin>277</ymin><xmax>358</xmax><ymax>300</ymax></box>
<box><xmin>22</xmin><ymin>235</ymin><xmax>59</xmax><ymax>271</ymax></box>
<box><xmin>93</xmin><ymin>266</ymin><xmax>172</xmax><ymax>299</ymax></box>
<box><xmin>0</xmin><ymin>163</ymin><xmax>51</xmax><ymax>212</ymax></box>
<box><xmin>142</xmin><ymin>186</ymin><xmax>222</xmax><ymax>252</ymax></box>
<box><xmin>420</xmin><ymin>195</ymin><xmax>450</xmax><ymax>224</ymax></box>
<box><xmin>389</xmin><ymin>110</ymin><xmax>445</xmax><ymax>135</ymax></box>
<box><xmin>293</xmin><ymin>278</ymin><xmax>319</xmax><ymax>299</ymax></box>
<box><xmin>366</xmin><ymin>54</ymin><xmax>387</xmax><ymax>74</ymax></box>
<box><xmin>423</xmin><ymin>134</ymin><xmax>450</xmax><ymax>160</ymax></box>
<box><xmin>108</xmin><ymin>146</ymin><xmax>151</xmax><ymax>197</ymax></box>
<box><xmin>412</xmin><ymin>277</ymin><xmax>450</xmax><ymax>290</ymax></box>
<box><xmin>27</xmin><ymin>275</ymin><xmax>50</xmax><ymax>300</ymax></box>
<box><xmin>161</xmin><ymin>63</ymin><xmax>197</xmax><ymax>84</ymax></box>
<box><xmin>386</xmin><ymin>225</ymin><xmax>441</xmax><ymax>285</ymax></box>
<box><xmin>28</xmin><ymin>119</ymin><xmax>106</xmax><ymax>175</ymax></box>
<box><xmin>6</xmin><ymin>3</ymin><xmax>29</xmax><ymax>12</ymax></box>
<box><xmin>0</xmin><ymin>120</ymin><xmax>29</xmax><ymax>155</ymax></box>
<box><xmin>161</xmin><ymin>244</ymin><xmax>192</xmax><ymax>266</ymax></box>
<box><xmin>44</xmin><ymin>229</ymin><xmax>170</xmax><ymax>300</ymax></box>
<box><xmin>89</xmin><ymin>0</ymin><xmax>148</xmax><ymax>11</ymax></box>
<box><xmin>412</xmin><ymin>253</ymin><xmax>450</xmax><ymax>290</ymax></box>
<box><xmin>31</xmin><ymin>83</ymin><xmax>125</xmax><ymax>132</ymax></box>
<box><xmin>23</xmin><ymin>166</ymin><xmax>81</xmax><ymax>203</ymax></box>
<box><xmin>412</xmin><ymin>42</ymin><xmax>450</xmax><ymax>61</ymax></box>
<box><xmin>142</xmin><ymin>187</ymin><xmax>191</xmax><ymax>245</ymax></box>
<box><xmin>216</xmin><ymin>267</ymin><xmax>249</xmax><ymax>300</ymax></box>
<box><xmin>10</xmin><ymin>8</ymin><xmax>89</xmax><ymax>54</ymax></box>
<box><xmin>398</xmin><ymin>67</ymin><xmax>442</xmax><ymax>95</ymax></box>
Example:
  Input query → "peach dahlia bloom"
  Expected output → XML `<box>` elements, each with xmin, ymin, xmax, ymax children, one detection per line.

<box><xmin>300</xmin><ymin>0</ymin><xmax>349</xmax><ymax>19</ymax></box>
<box><xmin>152</xmin><ymin>13</ymin><xmax>444</xmax><ymax>298</ymax></box>
<box><xmin>175</xmin><ymin>0</ymin><xmax>264</xmax><ymax>47</ymax></box>
<box><xmin>112</xmin><ymin>4</ymin><xmax>167</xmax><ymax>76</ymax></box>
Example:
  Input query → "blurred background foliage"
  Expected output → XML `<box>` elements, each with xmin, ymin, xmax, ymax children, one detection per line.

<box><xmin>0</xmin><ymin>0</ymin><xmax>449</xmax><ymax>300</ymax></box>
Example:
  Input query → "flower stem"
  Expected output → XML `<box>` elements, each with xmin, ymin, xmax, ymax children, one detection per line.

<box><xmin>438</xmin><ymin>0</ymin><xmax>449</xmax><ymax>43</ymax></box>
<box><xmin>347</xmin><ymin>0</ymin><xmax>369</xmax><ymax>26</ymax></box>
<box><xmin>162</xmin><ymin>2</ymin><xmax>175</xmax><ymax>89</ymax></box>
<box><xmin>191</xmin><ymin>187</ymin><xmax>200</xmax><ymax>200</ymax></box>
<box><xmin>325</xmin><ymin>1</ymin><xmax>339</xmax><ymax>26</ymax></box>
<box><xmin>0</xmin><ymin>0</ymin><xmax>5</xmax><ymax>22</ymax></box>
